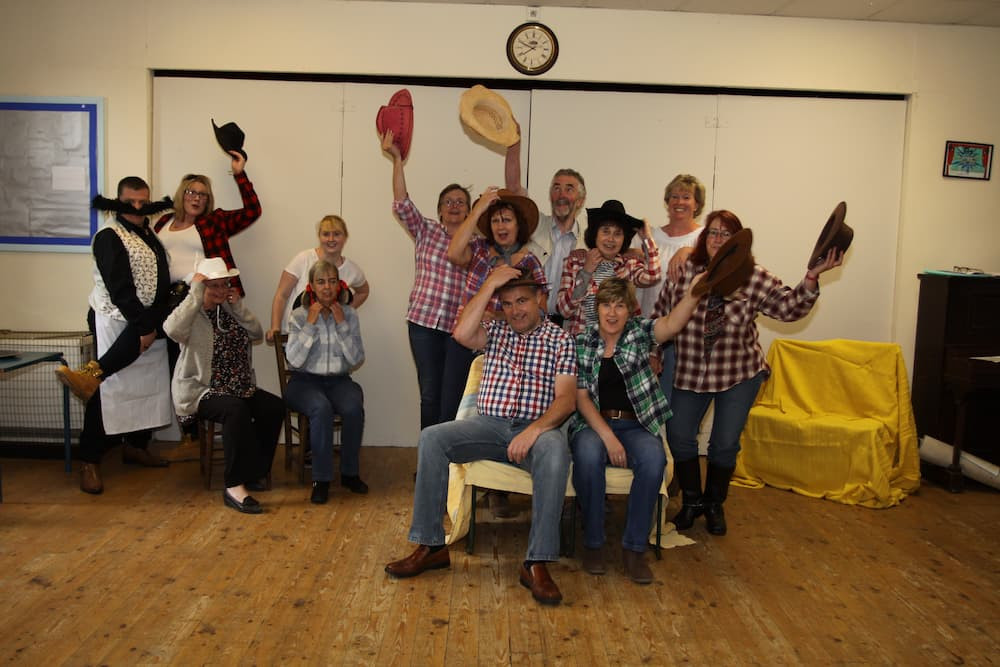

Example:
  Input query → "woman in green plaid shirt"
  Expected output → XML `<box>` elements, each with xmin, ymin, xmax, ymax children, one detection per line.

<box><xmin>569</xmin><ymin>278</ymin><xmax>702</xmax><ymax>583</ymax></box>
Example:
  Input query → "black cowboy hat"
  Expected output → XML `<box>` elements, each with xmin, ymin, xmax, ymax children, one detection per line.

<box><xmin>211</xmin><ymin>119</ymin><xmax>247</xmax><ymax>160</ymax></box>
<box><xmin>809</xmin><ymin>201</ymin><xmax>853</xmax><ymax>268</ymax></box>
<box><xmin>584</xmin><ymin>200</ymin><xmax>643</xmax><ymax>249</ymax></box>
<box><xmin>692</xmin><ymin>228</ymin><xmax>755</xmax><ymax>298</ymax></box>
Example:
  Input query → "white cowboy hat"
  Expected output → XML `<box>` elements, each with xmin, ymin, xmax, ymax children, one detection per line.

<box><xmin>196</xmin><ymin>257</ymin><xmax>240</xmax><ymax>281</ymax></box>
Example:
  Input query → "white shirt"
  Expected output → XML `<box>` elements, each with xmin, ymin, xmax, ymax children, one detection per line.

<box><xmin>156</xmin><ymin>223</ymin><xmax>204</xmax><ymax>283</ymax></box>
<box><xmin>634</xmin><ymin>224</ymin><xmax>702</xmax><ymax>316</ymax></box>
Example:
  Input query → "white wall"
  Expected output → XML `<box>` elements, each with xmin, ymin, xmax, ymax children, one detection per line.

<box><xmin>2</xmin><ymin>0</ymin><xmax>998</xmax><ymax>446</ymax></box>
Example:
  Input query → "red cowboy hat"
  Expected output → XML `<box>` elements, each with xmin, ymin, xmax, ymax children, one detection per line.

<box><xmin>376</xmin><ymin>89</ymin><xmax>414</xmax><ymax>160</ymax></box>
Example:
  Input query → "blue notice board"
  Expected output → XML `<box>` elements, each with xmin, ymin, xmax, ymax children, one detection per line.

<box><xmin>0</xmin><ymin>97</ymin><xmax>104</xmax><ymax>253</ymax></box>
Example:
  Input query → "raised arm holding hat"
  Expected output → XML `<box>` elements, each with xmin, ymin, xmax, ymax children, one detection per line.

<box><xmin>154</xmin><ymin>123</ymin><xmax>261</xmax><ymax>297</ymax></box>
<box><xmin>379</xmin><ymin>125</ymin><xmax>472</xmax><ymax>428</ymax></box>
<box><xmin>652</xmin><ymin>209</ymin><xmax>842</xmax><ymax>538</ymax></box>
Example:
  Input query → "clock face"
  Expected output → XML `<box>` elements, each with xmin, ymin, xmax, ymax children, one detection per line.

<box><xmin>506</xmin><ymin>22</ymin><xmax>559</xmax><ymax>76</ymax></box>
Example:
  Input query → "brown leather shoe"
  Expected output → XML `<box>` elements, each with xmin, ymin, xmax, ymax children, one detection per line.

<box><xmin>581</xmin><ymin>546</ymin><xmax>606</xmax><ymax>575</ymax></box>
<box><xmin>122</xmin><ymin>444</ymin><xmax>169</xmax><ymax>468</ymax></box>
<box><xmin>519</xmin><ymin>562</ymin><xmax>562</xmax><ymax>605</ymax></box>
<box><xmin>160</xmin><ymin>436</ymin><xmax>201</xmax><ymax>463</ymax></box>
<box><xmin>54</xmin><ymin>361</ymin><xmax>102</xmax><ymax>403</ymax></box>
<box><xmin>80</xmin><ymin>463</ymin><xmax>103</xmax><ymax>495</ymax></box>
<box><xmin>385</xmin><ymin>545</ymin><xmax>450</xmax><ymax>578</ymax></box>
<box><xmin>622</xmin><ymin>548</ymin><xmax>653</xmax><ymax>585</ymax></box>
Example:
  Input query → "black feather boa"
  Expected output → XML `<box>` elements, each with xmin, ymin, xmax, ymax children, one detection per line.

<box><xmin>91</xmin><ymin>195</ymin><xmax>174</xmax><ymax>217</ymax></box>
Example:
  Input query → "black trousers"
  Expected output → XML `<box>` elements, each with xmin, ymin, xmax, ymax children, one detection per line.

<box><xmin>197</xmin><ymin>390</ymin><xmax>284</xmax><ymax>488</ymax></box>
<box><xmin>88</xmin><ymin>307</ymin><xmax>168</xmax><ymax>379</ymax></box>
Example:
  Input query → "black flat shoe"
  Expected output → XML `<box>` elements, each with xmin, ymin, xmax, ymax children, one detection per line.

<box><xmin>223</xmin><ymin>490</ymin><xmax>262</xmax><ymax>514</ymax></box>
<box><xmin>311</xmin><ymin>481</ymin><xmax>330</xmax><ymax>504</ymax></box>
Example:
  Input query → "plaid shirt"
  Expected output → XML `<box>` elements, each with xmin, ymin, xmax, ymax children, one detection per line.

<box><xmin>478</xmin><ymin>318</ymin><xmax>576</xmax><ymax>421</ymax></box>
<box><xmin>654</xmin><ymin>262</ymin><xmax>819</xmax><ymax>393</ymax></box>
<box><xmin>463</xmin><ymin>237</ymin><xmax>548</xmax><ymax>313</ymax></box>
<box><xmin>392</xmin><ymin>197</ymin><xmax>466</xmax><ymax>333</ymax></box>
<box><xmin>556</xmin><ymin>234</ymin><xmax>661</xmax><ymax>336</ymax></box>
<box><xmin>154</xmin><ymin>172</ymin><xmax>261</xmax><ymax>295</ymax></box>
<box><xmin>569</xmin><ymin>317</ymin><xmax>671</xmax><ymax>438</ymax></box>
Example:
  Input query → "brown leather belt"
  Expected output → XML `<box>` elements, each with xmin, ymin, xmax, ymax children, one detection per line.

<box><xmin>600</xmin><ymin>408</ymin><xmax>637</xmax><ymax>421</ymax></box>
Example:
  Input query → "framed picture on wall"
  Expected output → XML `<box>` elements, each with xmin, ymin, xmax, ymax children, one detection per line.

<box><xmin>942</xmin><ymin>140</ymin><xmax>993</xmax><ymax>180</ymax></box>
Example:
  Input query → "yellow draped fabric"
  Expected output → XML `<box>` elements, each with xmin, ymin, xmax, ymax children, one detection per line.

<box><xmin>733</xmin><ymin>339</ymin><xmax>920</xmax><ymax>508</ymax></box>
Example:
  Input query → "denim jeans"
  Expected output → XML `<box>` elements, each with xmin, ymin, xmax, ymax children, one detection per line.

<box><xmin>657</xmin><ymin>342</ymin><xmax>677</xmax><ymax>406</ymax></box>
<box><xmin>666</xmin><ymin>371</ymin><xmax>767</xmax><ymax>468</ymax></box>
<box><xmin>407</xmin><ymin>322</ymin><xmax>449</xmax><ymax>431</ymax></box>
<box><xmin>408</xmin><ymin>414</ymin><xmax>571</xmax><ymax>561</ymax></box>
<box><xmin>284</xmin><ymin>372</ymin><xmax>365</xmax><ymax>480</ymax></box>
<box><xmin>438</xmin><ymin>338</ymin><xmax>478</xmax><ymax>423</ymax></box>
<box><xmin>571</xmin><ymin>420</ymin><xmax>666</xmax><ymax>553</ymax></box>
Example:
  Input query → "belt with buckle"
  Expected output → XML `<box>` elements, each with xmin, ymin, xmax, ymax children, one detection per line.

<box><xmin>600</xmin><ymin>408</ymin><xmax>637</xmax><ymax>421</ymax></box>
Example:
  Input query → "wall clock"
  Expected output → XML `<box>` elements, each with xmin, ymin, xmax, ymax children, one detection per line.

<box><xmin>506</xmin><ymin>22</ymin><xmax>559</xmax><ymax>76</ymax></box>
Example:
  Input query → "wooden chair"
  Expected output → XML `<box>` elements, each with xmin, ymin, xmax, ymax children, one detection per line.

<box><xmin>445</xmin><ymin>356</ymin><xmax>673</xmax><ymax>558</ymax></box>
<box><xmin>273</xmin><ymin>332</ymin><xmax>341</xmax><ymax>484</ymax></box>
<box><xmin>199</xmin><ymin>418</ymin><xmax>225</xmax><ymax>490</ymax></box>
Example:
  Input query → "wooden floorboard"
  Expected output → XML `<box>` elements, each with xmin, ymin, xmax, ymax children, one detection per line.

<box><xmin>0</xmin><ymin>446</ymin><xmax>997</xmax><ymax>665</ymax></box>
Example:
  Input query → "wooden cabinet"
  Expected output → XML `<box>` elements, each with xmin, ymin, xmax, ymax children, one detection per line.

<box><xmin>911</xmin><ymin>273</ymin><xmax>1000</xmax><ymax>478</ymax></box>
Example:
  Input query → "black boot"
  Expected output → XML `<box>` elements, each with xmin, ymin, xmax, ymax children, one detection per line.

<box><xmin>704</xmin><ymin>464</ymin><xmax>735</xmax><ymax>536</ymax></box>
<box><xmin>671</xmin><ymin>458</ymin><xmax>704</xmax><ymax>530</ymax></box>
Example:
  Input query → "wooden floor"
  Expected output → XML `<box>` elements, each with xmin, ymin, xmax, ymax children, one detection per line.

<box><xmin>0</xmin><ymin>446</ymin><xmax>997</xmax><ymax>666</ymax></box>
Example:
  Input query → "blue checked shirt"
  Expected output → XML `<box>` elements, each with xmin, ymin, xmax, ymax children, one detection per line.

<box><xmin>569</xmin><ymin>317</ymin><xmax>671</xmax><ymax>438</ymax></box>
<box><xmin>285</xmin><ymin>305</ymin><xmax>365</xmax><ymax>375</ymax></box>
<box><xmin>478</xmin><ymin>317</ymin><xmax>577</xmax><ymax>421</ymax></box>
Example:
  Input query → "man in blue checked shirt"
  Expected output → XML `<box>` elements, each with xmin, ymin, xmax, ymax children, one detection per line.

<box><xmin>385</xmin><ymin>265</ymin><xmax>576</xmax><ymax>606</ymax></box>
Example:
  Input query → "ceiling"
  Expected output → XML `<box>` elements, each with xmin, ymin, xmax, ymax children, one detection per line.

<box><xmin>386</xmin><ymin>0</ymin><xmax>1000</xmax><ymax>27</ymax></box>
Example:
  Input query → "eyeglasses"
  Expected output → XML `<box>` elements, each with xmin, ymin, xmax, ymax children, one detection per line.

<box><xmin>442</xmin><ymin>198</ymin><xmax>467</xmax><ymax>208</ymax></box>
<box><xmin>707</xmin><ymin>229</ymin><xmax>733</xmax><ymax>240</ymax></box>
<box><xmin>184</xmin><ymin>189</ymin><xmax>209</xmax><ymax>199</ymax></box>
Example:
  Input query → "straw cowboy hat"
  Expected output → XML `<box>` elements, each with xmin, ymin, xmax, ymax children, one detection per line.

<box><xmin>474</xmin><ymin>189</ymin><xmax>539</xmax><ymax>239</ymax></box>
<box><xmin>375</xmin><ymin>89</ymin><xmax>415</xmax><ymax>160</ymax></box>
<box><xmin>459</xmin><ymin>85</ymin><xmax>520</xmax><ymax>147</ymax></box>
<box><xmin>809</xmin><ymin>201</ymin><xmax>853</xmax><ymax>268</ymax></box>
<box><xmin>693</xmin><ymin>228</ymin><xmax>755</xmax><ymax>297</ymax></box>
<box><xmin>211</xmin><ymin>119</ymin><xmax>247</xmax><ymax>160</ymax></box>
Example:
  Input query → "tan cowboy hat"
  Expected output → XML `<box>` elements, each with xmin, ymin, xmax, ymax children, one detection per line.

<box><xmin>809</xmin><ymin>201</ymin><xmax>853</xmax><ymax>268</ymax></box>
<box><xmin>692</xmin><ymin>228</ymin><xmax>755</xmax><ymax>298</ymax></box>
<box><xmin>459</xmin><ymin>85</ymin><xmax>520</xmax><ymax>147</ymax></box>
<box><xmin>474</xmin><ymin>190</ymin><xmax>539</xmax><ymax>241</ymax></box>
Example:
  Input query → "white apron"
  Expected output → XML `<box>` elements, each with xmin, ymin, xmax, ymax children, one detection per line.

<box><xmin>95</xmin><ymin>313</ymin><xmax>172</xmax><ymax>435</ymax></box>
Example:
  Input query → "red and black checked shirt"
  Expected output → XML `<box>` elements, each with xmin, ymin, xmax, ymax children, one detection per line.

<box><xmin>154</xmin><ymin>172</ymin><xmax>261</xmax><ymax>295</ymax></box>
<box><xmin>392</xmin><ymin>197</ymin><xmax>466</xmax><ymax>333</ymax></box>
<box><xmin>478</xmin><ymin>318</ymin><xmax>577</xmax><ymax>421</ymax></box>
<box><xmin>654</xmin><ymin>262</ymin><xmax>818</xmax><ymax>393</ymax></box>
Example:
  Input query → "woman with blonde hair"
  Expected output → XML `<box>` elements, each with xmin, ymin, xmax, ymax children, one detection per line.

<box><xmin>267</xmin><ymin>214</ymin><xmax>370</xmax><ymax>341</ymax></box>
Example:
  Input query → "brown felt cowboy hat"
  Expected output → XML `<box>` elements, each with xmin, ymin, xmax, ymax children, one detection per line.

<box><xmin>376</xmin><ymin>89</ymin><xmax>414</xmax><ymax>160</ymax></box>
<box><xmin>809</xmin><ymin>201</ymin><xmax>853</xmax><ymax>268</ymax></box>
<box><xmin>211</xmin><ymin>119</ymin><xmax>247</xmax><ymax>160</ymax></box>
<box><xmin>693</xmin><ymin>228</ymin><xmax>755</xmax><ymax>297</ymax></box>
<box><xmin>474</xmin><ymin>190</ymin><xmax>539</xmax><ymax>241</ymax></box>
<box><xmin>459</xmin><ymin>85</ymin><xmax>520</xmax><ymax>147</ymax></box>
